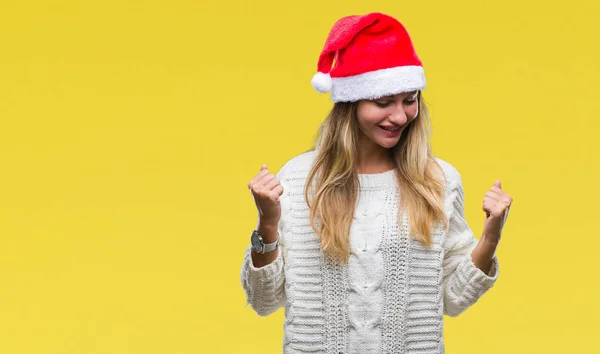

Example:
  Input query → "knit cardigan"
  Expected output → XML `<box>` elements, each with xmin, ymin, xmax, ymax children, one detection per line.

<box><xmin>240</xmin><ymin>151</ymin><xmax>499</xmax><ymax>354</ymax></box>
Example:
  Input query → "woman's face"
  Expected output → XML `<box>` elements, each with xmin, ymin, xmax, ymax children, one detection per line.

<box><xmin>355</xmin><ymin>91</ymin><xmax>419</xmax><ymax>149</ymax></box>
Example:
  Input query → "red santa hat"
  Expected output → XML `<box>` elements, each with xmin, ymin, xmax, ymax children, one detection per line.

<box><xmin>311</xmin><ymin>12</ymin><xmax>426</xmax><ymax>103</ymax></box>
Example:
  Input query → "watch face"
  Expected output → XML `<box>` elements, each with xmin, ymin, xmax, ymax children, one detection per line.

<box><xmin>251</xmin><ymin>231</ymin><xmax>262</xmax><ymax>252</ymax></box>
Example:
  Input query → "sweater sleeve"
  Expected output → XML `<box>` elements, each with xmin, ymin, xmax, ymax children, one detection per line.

<box><xmin>441</xmin><ymin>166</ymin><xmax>499</xmax><ymax>317</ymax></box>
<box><xmin>239</xmin><ymin>162</ymin><xmax>291</xmax><ymax>317</ymax></box>
<box><xmin>240</xmin><ymin>242</ymin><xmax>286</xmax><ymax>316</ymax></box>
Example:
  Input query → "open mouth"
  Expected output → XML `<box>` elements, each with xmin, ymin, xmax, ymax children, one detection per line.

<box><xmin>379</xmin><ymin>125</ymin><xmax>401</xmax><ymax>132</ymax></box>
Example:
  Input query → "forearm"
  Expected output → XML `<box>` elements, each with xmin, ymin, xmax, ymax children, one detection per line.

<box><xmin>250</xmin><ymin>221</ymin><xmax>280</xmax><ymax>268</ymax></box>
<box><xmin>471</xmin><ymin>234</ymin><xmax>499</xmax><ymax>276</ymax></box>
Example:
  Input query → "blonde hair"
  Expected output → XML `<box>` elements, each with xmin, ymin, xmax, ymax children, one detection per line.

<box><xmin>305</xmin><ymin>93</ymin><xmax>449</xmax><ymax>263</ymax></box>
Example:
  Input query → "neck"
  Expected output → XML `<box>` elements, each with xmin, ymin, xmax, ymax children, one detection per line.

<box><xmin>356</xmin><ymin>137</ymin><xmax>395</xmax><ymax>174</ymax></box>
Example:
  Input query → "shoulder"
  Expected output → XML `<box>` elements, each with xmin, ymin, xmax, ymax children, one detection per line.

<box><xmin>435</xmin><ymin>157</ymin><xmax>470</xmax><ymax>216</ymax></box>
<box><xmin>276</xmin><ymin>149</ymin><xmax>317</xmax><ymax>179</ymax></box>
<box><xmin>434</xmin><ymin>157</ymin><xmax>462</xmax><ymax>188</ymax></box>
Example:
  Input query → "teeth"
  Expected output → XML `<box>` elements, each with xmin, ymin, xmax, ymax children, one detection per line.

<box><xmin>381</xmin><ymin>126</ymin><xmax>399</xmax><ymax>131</ymax></box>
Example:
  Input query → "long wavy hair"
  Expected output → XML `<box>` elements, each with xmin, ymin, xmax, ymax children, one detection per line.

<box><xmin>304</xmin><ymin>92</ymin><xmax>449</xmax><ymax>263</ymax></box>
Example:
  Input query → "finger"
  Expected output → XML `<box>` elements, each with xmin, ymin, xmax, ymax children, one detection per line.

<box><xmin>488</xmin><ymin>188</ymin><xmax>512</xmax><ymax>205</ymax></box>
<box><xmin>484</xmin><ymin>199</ymin><xmax>508</xmax><ymax>218</ymax></box>
<box><xmin>260</xmin><ymin>164</ymin><xmax>268</xmax><ymax>171</ymax></box>
<box><xmin>494</xmin><ymin>180</ymin><xmax>502</xmax><ymax>189</ymax></box>
<box><xmin>485</xmin><ymin>191</ymin><xmax>504</xmax><ymax>202</ymax></box>
<box><xmin>270</xmin><ymin>185</ymin><xmax>284</xmax><ymax>201</ymax></box>
<box><xmin>490</xmin><ymin>186</ymin><xmax>508</xmax><ymax>197</ymax></box>
<box><xmin>251</xmin><ymin>174</ymin><xmax>277</xmax><ymax>197</ymax></box>
<box><xmin>249</xmin><ymin>169</ymin><xmax>270</xmax><ymax>188</ymax></box>
<box><xmin>248</xmin><ymin>169</ymin><xmax>271</xmax><ymax>189</ymax></box>
<box><xmin>502</xmin><ymin>204</ymin><xmax>510</xmax><ymax>226</ymax></box>
<box><xmin>256</xmin><ymin>173</ymin><xmax>276</xmax><ymax>188</ymax></box>
<box><xmin>482</xmin><ymin>199</ymin><xmax>490</xmax><ymax>215</ymax></box>
<box><xmin>487</xmin><ymin>191</ymin><xmax>513</xmax><ymax>208</ymax></box>
<box><xmin>272</xmin><ymin>184</ymin><xmax>284</xmax><ymax>199</ymax></box>
<box><xmin>482</xmin><ymin>203</ymin><xmax>490</xmax><ymax>218</ymax></box>
<box><xmin>482</xmin><ymin>199</ymin><xmax>493</xmax><ymax>212</ymax></box>
<box><xmin>263</xmin><ymin>177</ymin><xmax>281</xmax><ymax>192</ymax></box>
<box><xmin>482</xmin><ymin>199</ymin><xmax>499</xmax><ymax>216</ymax></box>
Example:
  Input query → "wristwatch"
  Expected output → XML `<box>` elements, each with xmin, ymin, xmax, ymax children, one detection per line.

<box><xmin>251</xmin><ymin>230</ymin><xmax>279</xmax><ymax>254</ymax></box>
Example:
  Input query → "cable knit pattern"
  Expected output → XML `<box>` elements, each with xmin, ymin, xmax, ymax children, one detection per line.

<box><xmin>240</xmin><ymin>151</ymin><xmax>499</xmax><ymax>353</ymax></box>
<box><xmin>348</xmin><ymin>171</ymin><xmax>396</xmax><ymax>353</ymax></box>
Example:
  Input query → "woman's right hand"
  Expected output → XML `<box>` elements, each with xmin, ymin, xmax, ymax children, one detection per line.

<box><xmin>248</xmin><ymin>164</ymin><xmax>284</xmax><ymax>227</ymax></box>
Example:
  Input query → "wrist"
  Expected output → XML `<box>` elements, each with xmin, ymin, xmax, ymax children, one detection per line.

<box><xmin>481</xmin><ymin>233</ymin><xmax>500</xmax><ymax>247</ymax></box>
<box><xmin>258</xmin><ymin>221</ymin><xmax>279</xmax><ymax>243</ymax></box>
<box><xmin>259</xmin><ymin>216</ymin><xmax>279</xmax><ymax>228</ymax></box>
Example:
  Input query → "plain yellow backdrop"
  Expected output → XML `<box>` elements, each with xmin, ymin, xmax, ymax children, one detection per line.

<box><xmin>1</xmin><ymin>0</ymin><xmax>599</xmax><ymax>353</ymax></box>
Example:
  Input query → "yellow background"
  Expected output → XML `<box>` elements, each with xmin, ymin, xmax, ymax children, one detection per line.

<box><xmin>1</xmin><ymin>0</ymin><xmax>598</xmax><ymax>353</ymax></box>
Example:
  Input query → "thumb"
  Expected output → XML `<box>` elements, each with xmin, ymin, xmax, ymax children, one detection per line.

<box><xmin>260</xmin><ymin>164</ymin><xmax>268</xmax><ymax>171</ymax></box>
<box><xmin>494</xmin><ymin>180</ymin><xmax>502</xmax><ymax>189</ymax></box>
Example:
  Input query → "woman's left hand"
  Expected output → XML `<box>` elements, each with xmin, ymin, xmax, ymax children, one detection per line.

<box><xmin>482</xmin><ymin>180</ymin><xmax>513</xmax><ymax>244</ymax></box>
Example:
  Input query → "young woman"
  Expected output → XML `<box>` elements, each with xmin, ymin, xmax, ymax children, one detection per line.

<box><xmin>241</xmin><ymin>12</ymin><xmax>512</xmax><ymax>353</ymax></box>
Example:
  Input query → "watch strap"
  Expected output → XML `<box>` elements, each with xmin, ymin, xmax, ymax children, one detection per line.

<box><xmin>262</xmin><ymin>238</ymin><xmax>279</xmax><ymax>253</ymax></box>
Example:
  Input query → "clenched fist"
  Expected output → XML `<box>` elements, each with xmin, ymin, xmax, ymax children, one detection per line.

<box><xmin>248</xmin><ymin>164</ymin><xmax>284</xmax><ymax>226</ymax></box>
<box><xmin>482</xmin><ymin>180</ymin><xmax>512</xmax><ymax>243</ymax></box>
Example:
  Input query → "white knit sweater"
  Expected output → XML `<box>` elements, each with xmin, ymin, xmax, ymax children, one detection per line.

<box><xmin>240</xmin><ymin>151</ymin><xmax>499</xmax><ymax>354</ymax></box>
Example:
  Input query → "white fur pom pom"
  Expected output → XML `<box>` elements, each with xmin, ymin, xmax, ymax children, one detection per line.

<box><xmin>311</xmin><ymin>72</ymin><xmax>332</xmax><ymax>93</ymax></box>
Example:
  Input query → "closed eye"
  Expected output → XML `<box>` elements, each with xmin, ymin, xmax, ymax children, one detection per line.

<box><xmin>374</xmin><ymin>101</ymin><xmax>392</xmax><ymax>108</ymax></box>
<box><xmin>375</xmin><ymin>99</ymin><xmax>416</xmax><ymax>107</ymax></box>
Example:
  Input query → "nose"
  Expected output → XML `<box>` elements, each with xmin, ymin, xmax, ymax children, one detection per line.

<box><xmin>389</xmin><ymin>105</ymin><xmax>408</xmax><ymax>125</ymax></box>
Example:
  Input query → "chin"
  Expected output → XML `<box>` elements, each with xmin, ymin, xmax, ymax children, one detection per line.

<box><xmin>377</xmin><ymin>139</ymin><xmax>401</xmax><ymax>149</ymax></box>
